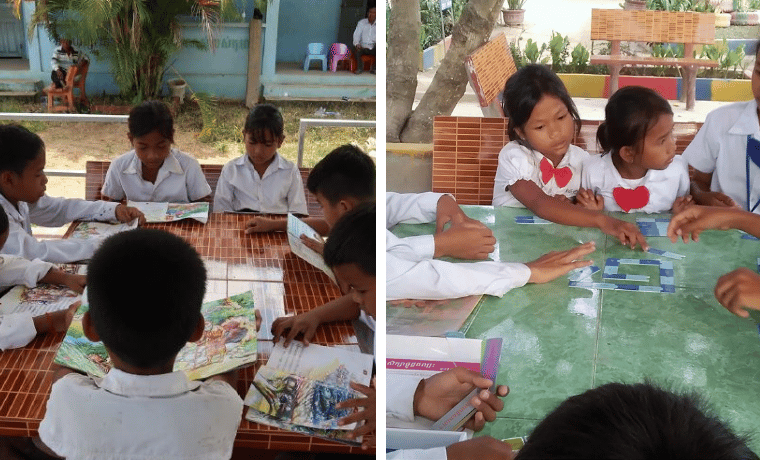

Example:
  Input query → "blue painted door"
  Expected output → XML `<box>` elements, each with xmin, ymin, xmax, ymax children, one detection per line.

<box><xmin>0</xmin><ymin>4</ymin><xmax>25</xmax><ymax>58</ymax></box>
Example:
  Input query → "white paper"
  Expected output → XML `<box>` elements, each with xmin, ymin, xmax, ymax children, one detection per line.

<box><xmin>286</xmin><ymin>214</ymin><xmax>336</xmax><ymax>284</ymax></box>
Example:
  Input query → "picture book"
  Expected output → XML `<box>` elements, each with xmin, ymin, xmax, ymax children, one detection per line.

<box><xmin>386</xmin><ymin>335</ymin><xmax>497</xmax><ymax>430</ymax></box>
<box><xmin>286</xmin><ymin>214</ymin><xmax>336</xmax><ymax>284</ymax></box>
<box><xmin>0</xmin><ymin>264</ymin><xmax>85</xmax><ymax>316</ymax></box>
<box><xmin>127</xmin><ymin>201</ymin><xmax>210</xmax><ymax>224</ymax></box>
<box><xmin>69</xmin><ymin>220</ymin><xmax>138</xmax><ymax>240</ymax></box>
<box><xmin>386</xmin><ymin>295</ymin><xmax>483</xmax><ymax>337</ymax></box>
<box><xmin>244</xmin><ymin>342</ymin><xmax>373</xmax><ymax>445</ymax></box>
<box><xmin>53</xmin><ymin>291</ymin><xmax>258</xmax><ymax>380</ymax></box>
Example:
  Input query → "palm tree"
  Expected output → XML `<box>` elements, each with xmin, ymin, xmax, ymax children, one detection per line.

<box><xmin>18</xmin><ymin>0</ymin><xmax>227</xmax><ymax>101</ymax></box>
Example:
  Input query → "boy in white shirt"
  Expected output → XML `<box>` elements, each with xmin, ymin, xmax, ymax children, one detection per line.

<box><xmin>214</xmin><ymin>104</ymin><xmax>307</xmax><ymax>214</ymax></box>
<box><xmin>101</xmin><ymin>100</ymin><xmax>211</xmax><ymax>203</ymax></box>
<box><xmin>0</xmin><ymin>124</ymin><xmax>143</xmax><ymax>263</ymax></box>
<box><xmin>38</xmin><ymin>229</ymin><xmax>243</xmax><ymax>460</ymax></box>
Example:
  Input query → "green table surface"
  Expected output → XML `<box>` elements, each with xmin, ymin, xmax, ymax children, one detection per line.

<box><xmin>389</xmin><ymin>205</ymin><xmax>760</xmax><ymax>451</ymax></box>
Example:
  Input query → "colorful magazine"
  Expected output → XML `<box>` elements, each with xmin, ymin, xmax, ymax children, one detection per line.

<box><xmin>0</xmin><ymin>264</ymin><xmax>85</xmax><ymax>316</ymax></box>
<box><xmin>244</xmin><ymin>342</ymin><xmax>373</xmax><ymax>445</ymax></box>
<box><xmin>386</xmin><ymin>295</ymin><xmax>483</xmax><ymax>337</ymax></box>
<box><xmin>53</xmin><ymin>291</ymin><xmax>258</xmax><ymax>380</ymax></box>
<box><xmin>286</xmin><ymin>214</ymin><xmax>336</xmax><ymax>284</ymax></box>
<box><xmin>127</xmin><ymin>201</ymin><xmax>210</xmax><ymax>224</ymax></box>
<box><xmin>69</xmin><ymin>220</ymin><xmax>138</xmax><ymax>240</ymax></box>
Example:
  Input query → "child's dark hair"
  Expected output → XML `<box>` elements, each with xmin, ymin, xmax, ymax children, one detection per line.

<box><xmin>597</xmin><ymin>86</ymin><xmax>673</xmax><ymax>158</ymax></box>
<box><xmin>0</xmin><ymin>124</ymin><xmax>45</xmax><ymax>175</ymax></box>
<box><xmin>307</xmin><ymin>144</ymin><xmax>375</xmax><ymax>204</ymax></box>
<box><xmin>87</xmin><ymin>229</ymin><xmax>206</xmax><ymax>369</ymax></box>
<box><xmin>323</xmin><ymin>202</ymin><xmax>375</xmax><ymax>276</ymax></box>
<box><xmin>515</xmin><ymin>381</ymin><xmax>758</xmax><ymax>460</ymax></box>
<box><xmin>243</xmin><ymin>103</ymin><xmax>284</xmax><ymax>144</ymax></box>
<box><xmin>502</xmin><ymin>64</ymin><xmax>581</xmax><ymax>142</ymax></box>
<box><xmin>0</xmin><ymin>206</ymin><xmax>8</xmax><ymax>236</ymax></box>
<box><xmin>128</xmin><ymin>100</ymin><xmax>174</xmax><ymax>141</ymax></box>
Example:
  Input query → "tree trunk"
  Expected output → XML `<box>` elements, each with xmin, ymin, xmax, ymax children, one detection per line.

<box><xmin>394</xmin><ymin>0</ymin><xmax>503</xmax><ymax>143</ymax></box>
<box><xmin>386</xmin><ymin>1</ymin><xmax>421</xmax><ymax>143</ymax></box>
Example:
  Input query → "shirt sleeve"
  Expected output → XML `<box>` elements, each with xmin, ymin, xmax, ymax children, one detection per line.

<box><xmin>185</xmin><ymin>159</ymin><xmax>212</xmax><ymax>201</ymax></box>
<box><xmin>682</xmin><ymin>111</ymin><xmax>720</xmax><ymax>174</ymax></box>
<box><xmin>101</xmin><ymin>163</ymin><xmax>126</xmax><ymax>201</ymax></box>
<box><xmin>353</xmin><ymin>20</ymin><xmax>362</xmax><ymax>46</ymax></box>
<box><xmin>674</xmin><ymin>156</ymin><xmax>691</xmax><ymax>197</ymax></box>
<box><xmin>287</xmin><ymin>167</ymin><xmax>308</xmax><ymax>215</ymax></box>
<box><xmin>387</xmin><ymin>447</ymin><xmax>449</xmax><ymax>460</ymax></box>
<box><xmin>2</xmin><ymin>220</ymin><xmax>101</xmax><ymax>263</ymax></box>
<box><xmin>386</xmin><ymin>192</ymin><xmax>444</xmax><ymax>227</ymax></box>
<box><xmin>0</xmin><ymin>312</ymin><xmax>37</xmax><ymax>350</ymax></box>
<box><xmin>29</xmin><ymin>195</ymin><xmax>118</xmax><ymax>227</ymax></box>
<box><xmin>213</xmin><ymin>164</ymin><xmax>235</xmax><ymax>213</ymax></box>
<box><xmin>0</xmin><ymin>255</ymin><xmax>54</xmax><ymax>289</ymax></box>
<box><xmin>387</xmin><ymin>373</ymin><xmax>422</xmax><ymax>422</ymax></box>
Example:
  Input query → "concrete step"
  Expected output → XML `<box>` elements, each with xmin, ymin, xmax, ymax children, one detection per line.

<box><xmin>0</xmin><ymin>78</ymin><xmax>43</xmax><ymax>94</ymax></box>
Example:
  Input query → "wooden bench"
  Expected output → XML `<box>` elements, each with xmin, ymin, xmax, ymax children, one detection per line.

<box><xmin>589</xmin><ymin>9</ymin><xmax>718</xmax><ymax>110</ymax></box>
<box><xmin>464</xmin><ymin>33</ymin><xmax>517</xmax><ymax>117</ymax></box>
<box><xmin>85</xmin><ymin>161</ymin><xmax>322</xmax><ymax>217</ymax></box>
<box><xmin>431</xmin><ymin>116</ymin><xmax>702</xmax><ymax>205</ymax></box>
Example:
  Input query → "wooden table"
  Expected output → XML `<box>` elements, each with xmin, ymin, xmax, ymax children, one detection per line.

<box><xmin>0</xmin><ymin>213</ymin><xmax>372</xmax><ymax>454</ymax></box>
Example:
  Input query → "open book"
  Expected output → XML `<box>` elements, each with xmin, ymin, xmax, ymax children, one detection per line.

<box><xmin>386</xmin><ymin>295</ymin><xmax>483</xmax><ymax>337</ymax></box>
<box><xmin>69</xmin><ymin>220</ymin><xmax>138</xmax><ymax>241</ymax></box>
<box><xmin>53</xmin><ymin>291</ymin><xmax>257</xmax><ymax>380</ymax></box>
<box><xmin>244</xmin><ymin>342</ymin><xmax>373</xmax><ymax>445</ymax></box>
<box><xmin>127</xmin><ymin>201</ymin><xmax>210</xmax><ymax>224</ymax></box>
<box><xmin>286</xmin><ymin>214</ymin><xmax>336</xmax><ymax>284</ymax></box>
<box><xmin>0</xmin><ymin>264</ymin><xmax>85</xmax><ymax>316</ymax></box>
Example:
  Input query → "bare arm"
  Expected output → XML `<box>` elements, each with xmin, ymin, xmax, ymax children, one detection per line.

<box><xmin>689</xmin><ymin>169</ymin><xmax>738</xmax><ymax>207</ymax></box>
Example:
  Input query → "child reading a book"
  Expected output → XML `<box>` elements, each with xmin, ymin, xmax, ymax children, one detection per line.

<box><xmin>214</xmin><ymin>104</ymin><xmax>307</xmax><ymax>214</ymax></box>
<box><xmin>668</xmin><ymin>205</ymin><xmax>760</xmax><ymax>317</ymax></box>
<box><xmin>515</xmin><ymin>382</ymin><xmax>756</xmax><ymax>459</ymax></box>
<box><xmin>245</xmin><ymin>143</ymin><xmax>375</xmax><ymax>254</ymax></box>
<box><xmin>38</xmin><ymin>229</ymin><xmax>243</xmax><ymax>459</ymax></box>
<box><xmin>387</xmin><ymin>192</ymin><xmax>595</xmax><ymax>300</ymax></box>
<box><xmin>0</xmin><ymin>206</ymin><xmax>86</xmax><ymax>350</ymax></box>
<box><xmin>492</xmin><ymin>64</ymin><xmax>647</xmax><ymax>249</ymax></box>
<box><xmin>0</xmin><ymin>124</ymin><xmax>144</xmax><ymax>263</ymax></box>
<box><xmin>578</xmin><ymin>86</ymin><xmax>692</xmax><ymax>214</ymax></box>
<box><xmin>101</xmin><ymin>100</ymin><xmax>212</xmax><ymax>203</ymax></box>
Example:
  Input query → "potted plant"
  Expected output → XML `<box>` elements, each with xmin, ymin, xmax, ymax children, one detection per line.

<box><xmin>502</xmin><ymin>0</ymin><xmax>526</xmax><ymax>26</ymax></box>
<box><xmin>623</xmin><ymin>0</ymin><xmax>647</xmax><ymax>10</ymax></box>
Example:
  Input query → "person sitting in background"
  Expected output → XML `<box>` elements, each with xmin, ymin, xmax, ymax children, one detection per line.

<box><xmin>353</xmin><ymin>7</ymin><xmax>376</xmax><ymax>74</ymax></box>
<box><xmin>51</xmin><ymin>38</ymin><xmax>87</xmax><ymax>89</ymax></box>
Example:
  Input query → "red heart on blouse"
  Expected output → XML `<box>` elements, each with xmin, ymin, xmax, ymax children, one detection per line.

<box><xmin>613</xmin><ymin>186</ymin><xmax>650</xmax><ymax>212</ymax></box>
<box><xmin>539</xmin><ymin>158</ymin><xmax>573</xmax><ymax>188</ymax></box>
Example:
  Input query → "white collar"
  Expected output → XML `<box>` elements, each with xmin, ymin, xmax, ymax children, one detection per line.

<box><xmin>235</xmin><ymin>152</ymin><xmax>287</xmax><ymax>172</ymax></box>
<box><xmin>123</xmin><ymin>149</ymin><xmax>184</xmax><ymax>176</ymax></box>
<box><xmin>0</xmin><ymin>192</ymin><xmax>27</xmax><ymax>221</ymax></box>
<box><xmin>96</xmin><ymin>368</ymin><xmax>201</xmax><ymax>398</ymax></box>
<box><xmin>729</xmin><ymin>100</ymin><xmax>760</xmax><ymax>136</ymax></box>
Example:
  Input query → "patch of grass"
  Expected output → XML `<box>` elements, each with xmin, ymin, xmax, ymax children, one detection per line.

<box><xmin>0</xmin><ymin>97</ymin><xmax>47</xmax><ymax>132</ymax></box>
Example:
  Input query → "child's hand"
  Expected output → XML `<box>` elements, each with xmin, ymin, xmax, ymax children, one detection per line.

<box><xmin>271</xmin><ymin>311</ymin><xmax>321</xmax><ymax>347</ymax></box>
<box><xmin>714</xmin><ymin>267</ymin><xmax>760</xmax><ymax>317</ymax></box>
<box><xmin>526</xmin><ymin>241</ymin><xmax>595</xmax><ymax>284</ymax></box>
<box><xmin>114</xmin><ymin>204</ymin><xmax>145</xmax><ymax>225</ymax></box>
<box><xmin>300</xmin><ymin>234</ymin><xmax>324</xmax><ymax>254</ymax></box>
<box><xmin>667</xmin><ymin>205</ymin><xmax>733</xmax><ymax>243</ymax></box>
<box><xmin>414</xmin><ymin>367</ymin><xmax>509</xmax><ymax>432</ymax></box>
<box><xmin>434</xmin><ymin>221</ymin><xmax>496</xmax><ymax>260</ymax></box>
<box><xmin>245</xmin><ymin>217</ymin><xmax>284</xmax><ymax>234</ymax></box>
<box><xmin>63</xmin><ymin>273</ymin><xmax>86</xmax><ymax>294</ymax></box>
<box><xmin>696</xmin><ymin>191</ymin><xmax>739</xmax><ymax>208</ymax></box>
<box><xmin>671</xmin><ymin>195</ymin><xmax>694</xmax><ymax>214</ymax></box>
<box><xmin>576</xmin><ymin>188</ymin><xmax>604</xmax><ymax>211</ymax></box>
<box><xmin>446</xmin><ymin>437</ymin><xmax>514</xmax><ymax>460</ymax></box>
<box><xmin>436</xmin><ymin>194</ymin><xmax>475</xmax><ymax>231</ymax></box>
<box><xmin>337</xmin><ymin>378</ymin><xmax>375</xmax><ymax>450</ymax></box>
<box><xmin>34</xmin><ymin>303</ymin><xmax>78</xmax><ymax>334</ymax></box>
<box><xmin>599</xmin><ymin>216</ymin><xmax>649</xmax><ymax>250</ymax></box>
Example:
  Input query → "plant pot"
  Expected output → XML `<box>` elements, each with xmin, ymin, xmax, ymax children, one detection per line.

<box><xmin>168</xmin><ymin>79</ymin><xmax>187</xmax><ymax>103</ymax></box>
<box><xmin>623</xmin><ymin>0</ymin><xmax>647</xmax><ymax>10</ymax></box>
<box><xmin>502</xmin><ymin>9</ymin><xmax>525</xmax><ymax>26</ymax></box>
<box><xmin>715</xmin><ymin>11</ymin><xmax>732</xmax><ymax>27</ymax></box>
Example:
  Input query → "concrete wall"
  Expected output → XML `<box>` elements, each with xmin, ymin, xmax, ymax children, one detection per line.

<box><xmin>276</xmin><ymin>0</ymin><xmax>342</xmax><ymax>63</ymax></box>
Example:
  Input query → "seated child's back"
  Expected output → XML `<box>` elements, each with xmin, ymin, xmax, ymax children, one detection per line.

<box><xmin>214</xmin><ymin>104</ymin><xmax>307</xmax><ymax>214</ymax></box>
<box><xmin>101</xmin><ymin>100</ymin><xmax>211</xmax><ymax>203</ymax></box>
<box><xmin>39</xmin><ymin>229</ymin><xmax>242</xmax><ymax>460</ymax></box>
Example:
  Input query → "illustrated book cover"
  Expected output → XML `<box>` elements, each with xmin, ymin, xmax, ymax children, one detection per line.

<box><xmin>127</xmin><ymin>201</ymin><xmax>210</xmax><ymax>224</ymax></box>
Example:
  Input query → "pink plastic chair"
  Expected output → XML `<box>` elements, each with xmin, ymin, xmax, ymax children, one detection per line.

<box><xmin>329</xmin><ymin>43</ymin><xmax>353</xmax><ymax>72</ymax></box>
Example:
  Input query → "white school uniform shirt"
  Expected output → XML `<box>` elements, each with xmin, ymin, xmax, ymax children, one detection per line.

<box><xmin>682</xmin><ymin>99</ymin><xmax>760</xmax><ymax>213</ymax></box>
<box><xmin>386</xmin><ymin>192</ymin><xmax>531</xmax><ymax>301</ymax></box>
<box><xmin>0</xmin><ymin>193</ymin><xmax>117</xmax><ymax>263</ymax></box>
<box><xmin>101</xmin><ymin>148</ymin><xmax>211</xmax><ymax>203</ymax></box>
<box><xmin>0</xmin><ymin>312</ymin><xmax>36</xmax><ymax>351</ymax></box>
<box><xmin>581</xmin><ymin>154</ymin><xmax>690</xmax><ymax>213</ymax></box>
<box><xmin>493</xmin><ymin>141</ymin><xmax>589</xmax><ymax>207</ymax></box>
<box><xmin>353</xmin><ymin>18</ymin><xmax>376</xmax><ymax>49</ymax></box>
<box><xmin>213</xmin><ymin>153</ymin><xmax>308</xmax><ymax>214</ymax></box>
<box><xmin>39</xmin><ymin>368</ymin><xmax>244</xmax><ymax>460</ymax></box>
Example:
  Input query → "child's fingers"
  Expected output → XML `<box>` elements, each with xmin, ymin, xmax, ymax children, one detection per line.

<box><xmin>470</xmin><ymin>394</ymin><xmax>498</xmax><ymax>423</ymax></box>
<box><xmin>349</xmin><ymin>381</ymin><xmax>374</xmax><ymax>395</ymax></box>
<box><xmin>350</xmin><ymin>422</ymin><xmax>376</xmax><ymax>439</ymax></box>
<box><xmin>338</xmin><ymin>409</ymin><xmax>369</xmax><ymax>426</ymax></box>
<box><xmin>463</xmin><ymin>410</ymin><xmax>486</xmax><ymax>432</ymax></box>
